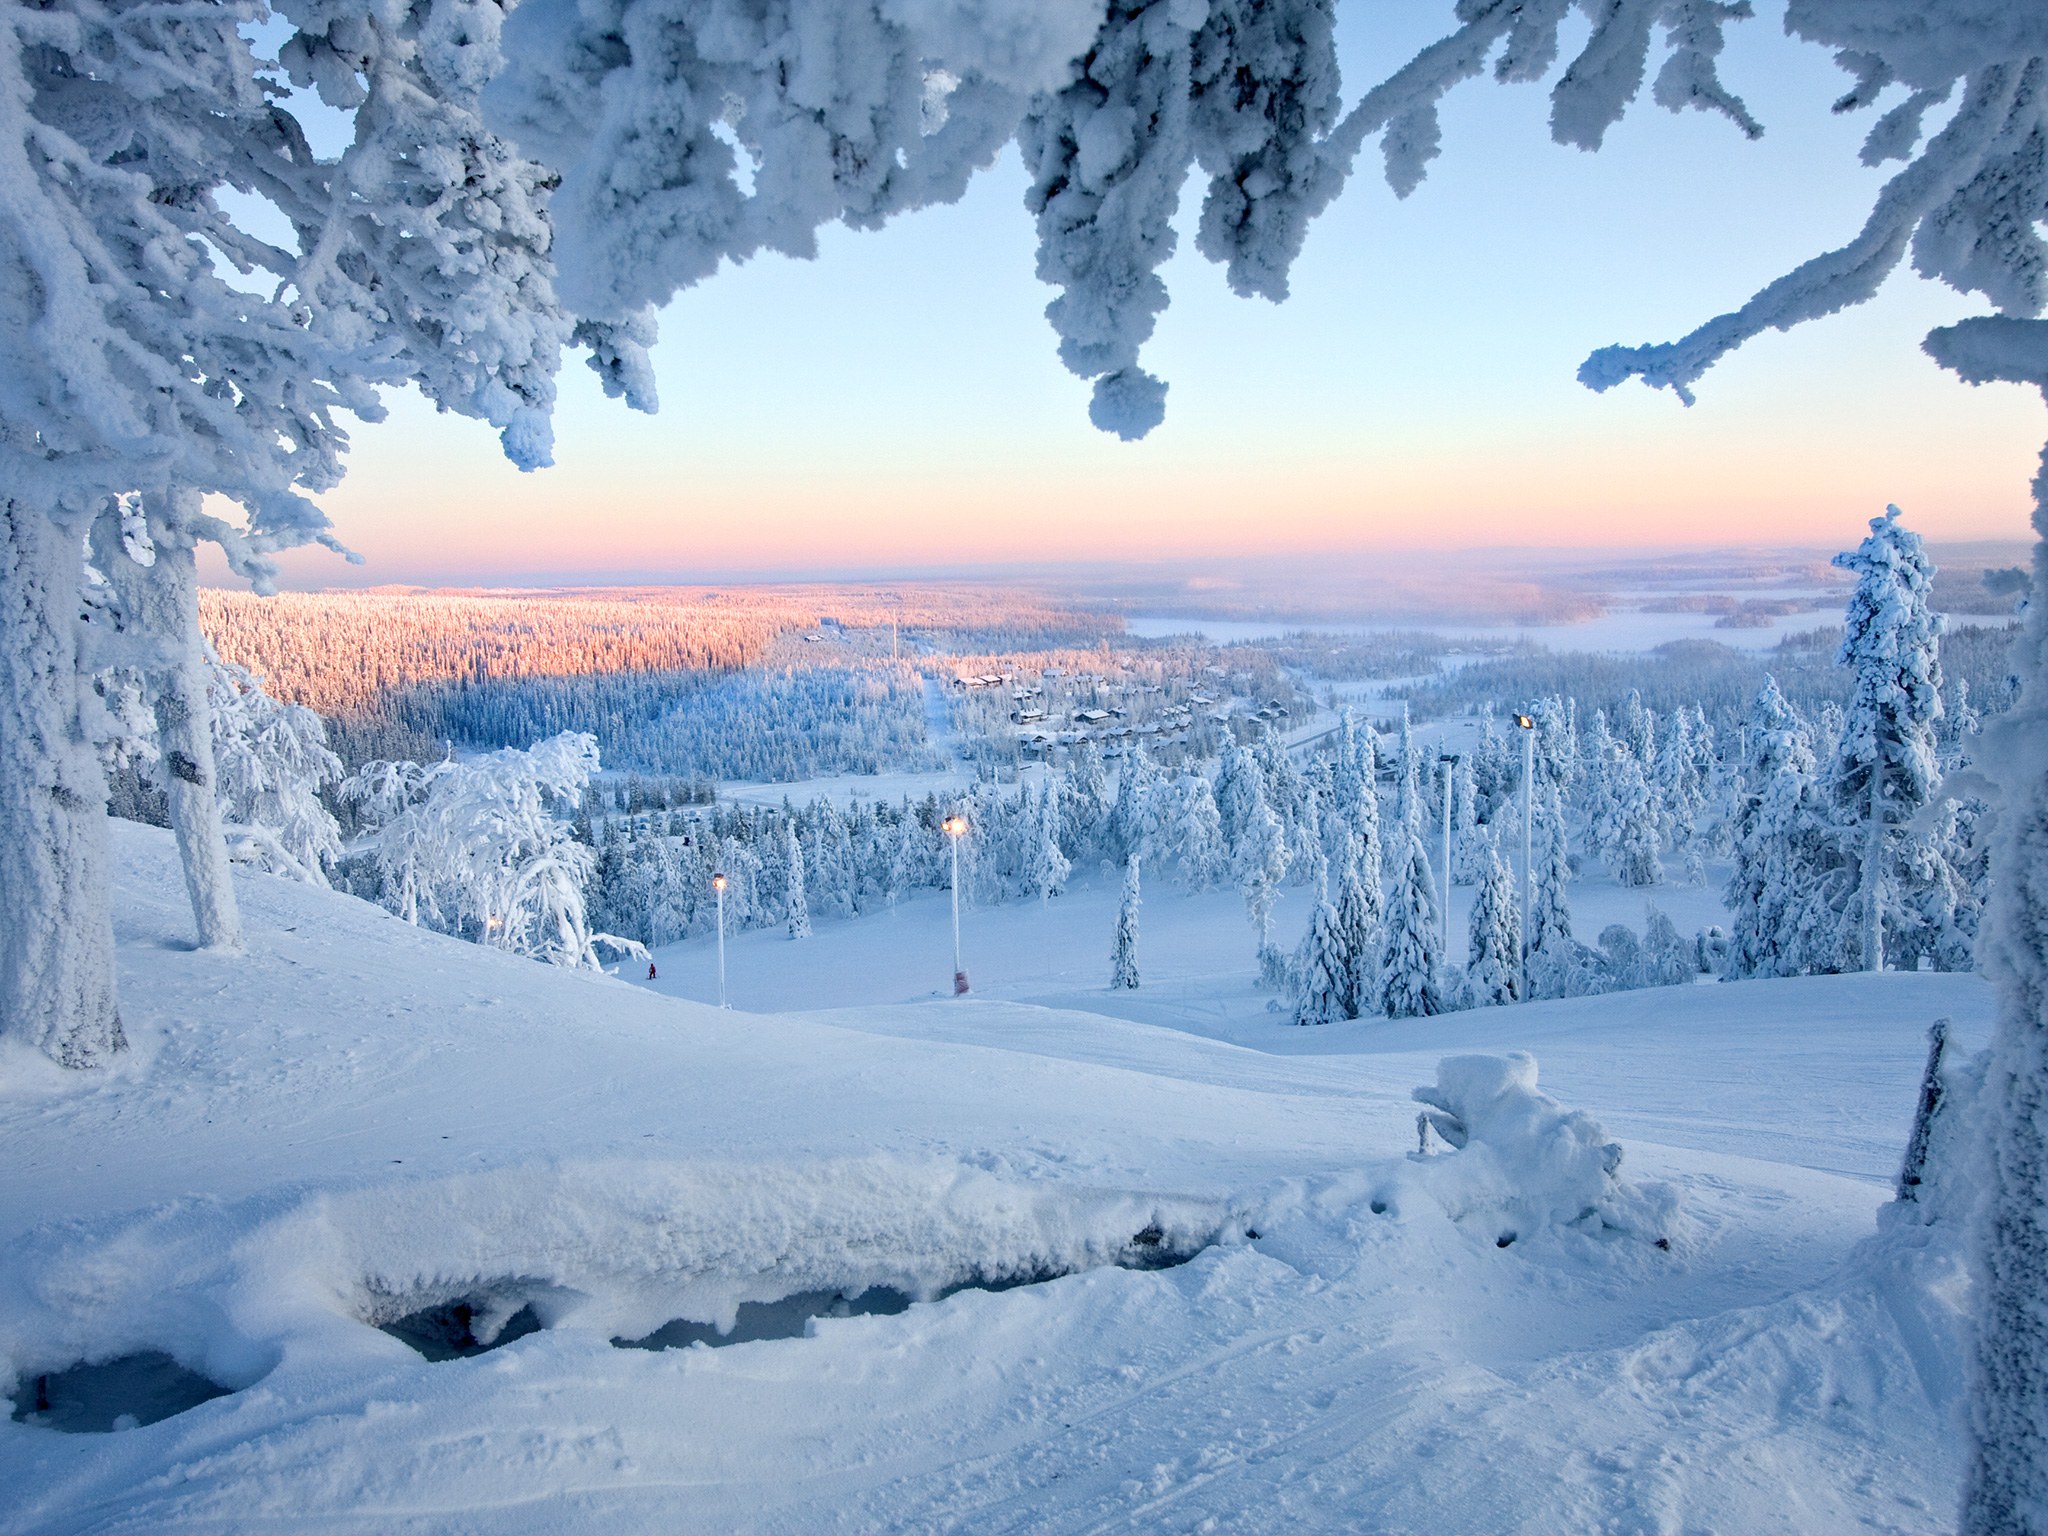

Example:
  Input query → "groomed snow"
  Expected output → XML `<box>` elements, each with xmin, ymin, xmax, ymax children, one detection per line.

<box><xmin>0</xmin><ymin>823</ymin><xmax>1995</xmax><ymax>1533</ymax></box>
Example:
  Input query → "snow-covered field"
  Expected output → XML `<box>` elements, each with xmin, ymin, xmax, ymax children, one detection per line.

<box><xmin>0</xmin><ymin>825</ymin><xmax>1993</xmax><ymax>1533</ymax></box>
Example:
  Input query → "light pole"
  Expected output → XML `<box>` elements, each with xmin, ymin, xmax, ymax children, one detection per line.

<box><xmin>712</xmin><ymin>871</ymin><xmax>729</xmax><ymax>1008</ymax></box>
<box><xmin>1438</xmin><ymin>753</ymin><xmax>1460</xmax><ymax>958</ymax></box>
<box><xmin>942</xmin><ymin>813</ymin><xmax>970</xmax><ymax>994</ymax></box>
<box><xmin>1514</xmin><ymin>714</ymin><xmax>1536</xmax><ymax>1002</ymax></box>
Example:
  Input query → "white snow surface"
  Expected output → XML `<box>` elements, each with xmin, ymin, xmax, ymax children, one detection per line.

<box><xmin>0</xmin><ymin>822</ymin><xmax>1997</xmax><ymax>1533</ymax></box>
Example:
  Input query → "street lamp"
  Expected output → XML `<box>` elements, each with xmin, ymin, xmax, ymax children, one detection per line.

<box><xmin>942</xmin><ymin>813</ymin><xmax>969</xmax><ymax>995</ymax></box>
<box><xmin>711</xmin><ymin>871</ymin><xmax>729</xmax><ymax>1009</ymax></box>
<box><xmin>1514</xmin><ymin>714</ymin><xmax>1536</xmax><ymax>1002</ymax></box>
<box><xmin>1437</xmin><ymin>753</ymin><xmax>1460</xmax><ymax>957</ymax></box>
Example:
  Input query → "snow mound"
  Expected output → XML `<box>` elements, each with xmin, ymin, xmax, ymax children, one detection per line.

<box><xmin>1410</xmin><ymin>1052</ymin><xmax>1678</xmax><ymax>1246</ymax></box>
<box><xmin>1</xmin><ymin>1156</ymin><xmax>1236</xmax><ymax>1407</ymax></box>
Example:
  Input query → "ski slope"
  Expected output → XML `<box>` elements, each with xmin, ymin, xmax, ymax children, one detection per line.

<box><xmin>0</xmin><ymin>824</ymin><xmax>1994</xmax><ymax>1533</ymax></box>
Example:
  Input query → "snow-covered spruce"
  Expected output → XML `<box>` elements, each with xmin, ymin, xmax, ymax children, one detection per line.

<box><xmin>1826</xmin><ymin>507</ymin><xmax>1950</xmax><ymax>974</ymax></box>
<box><xmin>1293</xmin><ymin>885</ymin><xmax>1346</xmax><ymax>1027</ymax></box>
<box><xmin>1725</xmin><ymin>677</ymin><xmax>1822</xmax><ymax>979</ymax></box>
<box><xmin>1375</xmin><ymin>832</ymin><xmax>1444</xmax><ymax>1020</ymax></box>
<box><xmin>1463</xmin><ymin>848</ymin><xmax>1520</xmax><ymax>1008</ymax></box>
<box><xmin>785</xmin><ymin>821</ymin><xmax>812</xmax><ymax>940</ymax></box>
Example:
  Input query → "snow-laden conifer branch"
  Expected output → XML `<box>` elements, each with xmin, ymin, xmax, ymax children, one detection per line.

<box><xmin>1583</xmin><ymin>9</ymin><xmax>2048</xmax><ymax>404</ymax></box>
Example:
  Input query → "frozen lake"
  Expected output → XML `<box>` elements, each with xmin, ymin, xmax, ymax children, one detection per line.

<box><xmin>1124</xmin><ymin>603</ymin><xmax>1836</xmax><ymax>655</ymax></box>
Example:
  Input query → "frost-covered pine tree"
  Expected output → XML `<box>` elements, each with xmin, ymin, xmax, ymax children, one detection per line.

<box><xmin>1579</xmin><ymin>710</ymin><xmax>1623</xmax><ymax>861</ymax></box>
<box><xmin>1375</xmin><ymin>832</ymin><xmax>1444</xmax><ymax>1019</ymax></box>
<box><xmin>1028</xmin><ymin>780</ymin><xmax>1073</xmax><ymax>904</ymax></box>
<box><xmin>1231</xmin><ymin>767</ymin><xmax>1288</xmax><ymax>960</ymax></box>
<box><xmin>1332</xmin><ymin>830</ymin><xmax>1382</xmax><ymax>1021</ymax></box>
<box><xmin>1293</xmin><ymin>886</ymin><xmax>1347</xmax><ymax>1026</ymax></box>
<box><xmin>1064</xmin><ymin>742</ymin><xmax>1110</xmax><ymax>858</ymax></box>
<box><xmin>1472</xmin><ymin>703</ymin><xmax>1511</xmax><ymax>820</ymax></box>
<box><xmin>1110</xmin><ymin>854</ymin><xmax>1141</xmax><ymax>990</ymax></box>
<box><xmin>1463</xmin><ymin>849</ymin><xmax>1520</xmax><ymax>1008</ymax></box>
<box><xmin>1331</xmin><ymin>708</ymin><xmax>1369</xmax><ymax>817</ymax></box>
<box><xmin>1212</xmin><ymin>737</ymin><xmax>1259</xmax><ymax>859</ymax></box>
<box><xmin>1450</xmin><ymin>761</ymin><xmax>1492</xmax><ymax>885</ymax></box>
<box><xmin>785</xmin><ymin>821</ymin><xmax>811</xmax><ymax>940</ymax></box>
<box><xmin>1528</xmin><ymin>784</ymin><xmax>1579</xmax><ymax>1001</ymax></box>
<box><xmin>1392</xmin><ymin>706</ymin><xmax>1425</xmax><ymax>839</ymax></box>
<box><xmin>1941</xmin><ymin>677</ymin><xmax>1983</xmax><ymax>772</ymax></box>
<box><xmin>1656</xmin><ymin>706</ymin><xmax>1706</xmax><ymax>885</ymax></box>
<box><xmin>1350</xmin><ymin>719</ymin><xmax>1385</xmax><ymax>898</ymax></box>
<box><xmin>1620</xmin><ymin>689</ymin><xmax>1655</xmax><ymax>770</ymax></box>
<box><xmin>1252</xmin><ymin>727</ymin><xmax>1304</xmax><ymax>858</ymax></box>
<box><xmin>1108</xmin><ymin>744</ymin><xmax>1158</xmax><ymax>864</ymax></box>
<box><xmin>1827</xmin><ymin>506</ymin><xmax>1946</xmax><ymax>973</ymax></box>
<box><xmin>1609</xmin><ymin>751</ymin><xmax>1665</xmax><ymax>888</ymax></box>
<box><xmin>1725</xmin><ymin>678</ymin><xmax>1820</xmax><ymax>980</ymax></box>
<box><xmin>1177</xmin><ymin>774</ymin><xmax>1225</xmax><ymax>891</ymax></box>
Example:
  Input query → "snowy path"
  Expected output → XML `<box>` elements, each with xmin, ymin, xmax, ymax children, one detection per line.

<box><xmin>0</xmin><ymin>825</ymin><xmax>1991</xmax><ymax>1533</ymax></box>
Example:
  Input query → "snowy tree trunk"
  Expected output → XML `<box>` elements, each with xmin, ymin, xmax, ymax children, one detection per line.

<box><xmin>0</xmin><ymin>501</ymin><xmax>124</xmax><ymax>1066</ymax></box>
<box><xmin>95</xmin><ymin>497</ymin><xmax>241</xmax><ymax>951</ymax></box>
<box><xmin>1965</xmin><ymin>496</ymin><xmax>2048</xmax><ymax>1535</ymax></box>
<box><xmin>1111</xmin><ymin>855</ymin><xmax>1141</xmax><ymax>990</ymax></box>
<box><xmin>1863</xmin><ymin>771</ymin><xmax>1885</xmax><ymax>974</ymax></box>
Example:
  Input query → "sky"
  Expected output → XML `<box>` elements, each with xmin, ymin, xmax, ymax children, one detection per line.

<box><xmin>219</xmin><ymin>3</ymin><xmax>2048</xmax><ymax>591</ymax></box>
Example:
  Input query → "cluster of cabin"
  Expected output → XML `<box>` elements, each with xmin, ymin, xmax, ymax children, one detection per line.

<box><xmin>949</xmin><ymin>659</ymin><xmax>1297</xmax><ymax>761</ymax></box>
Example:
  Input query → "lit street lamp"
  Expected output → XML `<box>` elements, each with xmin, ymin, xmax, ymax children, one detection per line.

<box><xmin>712</xmin><ymin>871</ymin><xmax>729</xmax><ymax>1008</ymax></box>
<box><xmin>1437</xmin><ymin>753</ymin><xmax>1460</xmax><ymax>957</ymax></box>
<box><xmin>942</xmin><ymin>813</ymin><xmax>969</xmax><ymax>995</ymax></box>
<box><xmin>1514</xmin><ymin>713</ymin><xmax>1536</xmax><ymax>1001</ymax></box>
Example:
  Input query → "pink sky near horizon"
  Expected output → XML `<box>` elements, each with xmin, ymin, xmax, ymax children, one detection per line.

<box><xmin>223</xmin><ymin>339</ymin><xmax>2043</xmax><ymax>589</ymax></box>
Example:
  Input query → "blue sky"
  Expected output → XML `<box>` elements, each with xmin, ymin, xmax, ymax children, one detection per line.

<box><xmin>231</xmin><ymin>2</ymin><xmax>2047</xmax><ymax>588</ymax></box>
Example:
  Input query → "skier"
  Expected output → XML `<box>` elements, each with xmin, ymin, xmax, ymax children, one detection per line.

<box><xmin>647</xmin><ymin>962</ymin><xmax>658</xmax><ymax>981</ymax></box>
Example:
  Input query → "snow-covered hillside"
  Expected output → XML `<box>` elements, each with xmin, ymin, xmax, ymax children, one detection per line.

<box><xmin>0</xmin><ymin>825</ymin><xmax>1994</xmax><ymax>1533</ymax></box>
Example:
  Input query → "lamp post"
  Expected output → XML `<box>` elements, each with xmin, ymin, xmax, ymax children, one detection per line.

<box><xmin>711</xmin><ymin>871</ymin><xmax>729</xmax><ymax>1008</ymax></box>
<box><xmin>1438</xmin><ymin>753</ymin><xmax>1460</xmax><ymax>957</ymax></box>
<box><xmin>1514</xmin><ymin>714</ymin><xmax>1536</xmax><ymax>1002</ymax></box>
<box><xmin>942</xmin><ymin>812</ymin><xmax>969</xmax><ymax>994</ymax></box>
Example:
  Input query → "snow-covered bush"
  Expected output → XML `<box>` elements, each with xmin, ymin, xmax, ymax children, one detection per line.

<box><xmin>1411</xmin><ymin>1053</ymin><xmax>1677</xmax><ymax>1246</ymax></box>
<box><xmin>208</xmin><ymin>659</ymin><xmax>344</xmax><ymax>887</ymax></box>
<box><xmin>342</xmin><ymin>733</ymin><xmax>604</xmax><ymax>970</ymax></box>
